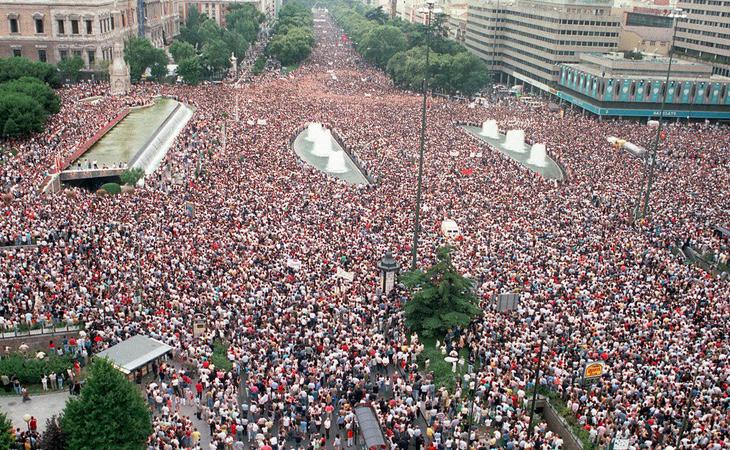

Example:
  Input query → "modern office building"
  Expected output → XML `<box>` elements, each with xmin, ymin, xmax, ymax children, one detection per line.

<box><xmin>557</xmin><ymin>52</ymin><xmax>730</xmax><ymax>119</ymax></box>
<box><xmin>464</xmin><ymin>0</ymin><xmax>621</xmax><ymax>92</ymax></box>
<box><xmin>674</xmin><ymin>0</ymin><xmax>730</xmax><ymax>77</ymax></box>
<box><xmin>619</xmin><ymin>9</ymin><xmax>673</xmax><ymax>55</ymax></box>
<box><xmin>0</xmin><ymin>0</ymin><xmax>179</xmax><ymax>67</ymax></box>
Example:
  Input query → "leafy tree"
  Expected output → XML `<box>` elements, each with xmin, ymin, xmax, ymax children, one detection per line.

<box><xmin>0</xmin><ymin>76</ymin><xmax>60</xmax><ymax>114</ymax></box>
<box><xmin>0</xmin><ymin>92</ymin><xmax>47</xmax><ymax>137</ymax></box>
<box><xmin>61</xmin><ymin>358</ymin><xmax>152</xmax><ymax>450</ymax></box>
<box><xmin>40</xmin><ymin>415</ymin><xmax>67</xmax><ymax>450</ymax></box>
<box><xmin>401</xmin><ymin>246</ymin><xmax>482</xmax><ymax>338</ymax></box>
<box><xmin>268</xmin><ymin>27</ymin><xmax>314</xmax><ymax>66</ymax></box>
<box><xmin>177</xmin><ymin>57</ymin><xmax>203</xmax><ymax>85</ymax></box>
<box><xmin>120</xmin><ymin>167</ymin><xmax>145</xmax><ymax>185</ymax></box>
<box><xmin>201</xmin><ymin>39</ymin><xmax>231</xmax><ymax>74</ymax></box>
<box><xmin>57</xmin><ymin>56</ymin><xmax>85</xmax><ymax>82</ymax></box>
<box><xmin>226</xmin><ymin>4</ymin><xmax>264</xmax><ymax>43</ymax></box>
<box><xmin>124</xmin><ymin>37</ymin><xmax>168</xmax><ymax>83</ymax></box>
<box><xmin>0</xmin><ymin>57</ymin><xmax>60</xmax><ymax>87</ymax></box>
<box><xmin>358</xmin><ymin>25</ymin><xmax>408</xmax><ymax>68</ymax></box>
<box><xmin>170</xmin><ymin>40</ymin><xmax>196</xmax><ymax>64</ymax></box>
<box><xmin>364</xmin><ymin>6</ymin><xmax>389</xmax><ymax>24</ymax></box>
<box><xmin>0</xmin><ymin>411</ymin><xmax>13</xmax><ymax>450</ymax></box>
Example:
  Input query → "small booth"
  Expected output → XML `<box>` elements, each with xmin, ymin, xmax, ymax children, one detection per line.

<box><xmin>95</xmin><ymin>335</ymin><xmax>173</xmax><ymax>381</ymax></box>
<box><xmin>354</xmin><ymin>403</ymin><xmax>387</xmax><ymax>449</ymax></box>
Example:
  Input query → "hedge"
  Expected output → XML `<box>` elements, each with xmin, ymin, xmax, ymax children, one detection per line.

<box><xmin>0</xmin><ymin>353</ymin><xmax>75</xmax><ymax>385</ymax></box>
<box><xmin>100</xmin><ymin>182</ymin><xmax>121</xmax><ymax>195</ymax></box>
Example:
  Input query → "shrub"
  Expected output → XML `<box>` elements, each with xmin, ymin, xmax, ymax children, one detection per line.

<box><xmin>210</xmin><ymin>340</ymin><xmax>233</xmax><ymax>371</ymax></box>
<box><xmin>120</xmin><ymin>167</ymin><xmax>145</xmax><ymax>186</ymax></box>
<box><xmin>0</xmin><ymin>353</ymin><xmax>75</xmax><ymax>384</ymax></box>
<box><xmin>100</xmin><ymin>183</ymin><xmax>121</xmax><ymax>195</ymax></box>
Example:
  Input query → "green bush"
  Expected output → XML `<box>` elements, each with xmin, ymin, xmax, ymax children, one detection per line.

<box><xmin>210</xmin><ymin>340</ymin><xmax>232</xmax><ymax>371</ymax></box>
<box><xmin>0</xmin><ymin>353</ymin><xmax>75</xmax><ymax>385</ymax></box>
<box><xmin>251</xmin><ymin>56</ymin><xmax>267</xmax><ymax>75</ymax></box>
<box><xmin>120</xmin><ymin>167</ymin><xmax>145</xmax><ymax>186</ymax></box>
<box><xmin>100</xmin><ymin>183</ymin><xmax>121</xmax><ymax>195</ymax></box>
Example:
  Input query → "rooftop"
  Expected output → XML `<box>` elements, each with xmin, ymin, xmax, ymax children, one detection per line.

<box><xmin>95</xmin><ymin>335</ymin><xmax>173</xmax><ymax>374</ymax></box>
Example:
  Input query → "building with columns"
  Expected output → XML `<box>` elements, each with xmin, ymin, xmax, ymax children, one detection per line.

<box><xmin>0</xmin><ymin>0</ymin><xmax>179</xmax><ymax>68</ymax></box>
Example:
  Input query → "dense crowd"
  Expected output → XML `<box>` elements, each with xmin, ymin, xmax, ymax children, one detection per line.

<box><xmin>1</xmin><ymin>10</ymin><xmax>729</xmax><ymax>450</ymax></box>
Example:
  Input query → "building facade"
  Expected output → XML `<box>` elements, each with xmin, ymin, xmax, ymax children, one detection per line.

<box><xmin>674</xmin><ymin>0</ymin><xmax>730</xmax><ymax>77</ymax></box>
<box><xmin>177</xmin><ymin>0</ymin><xmax>277</xmax><ymax>28</ymax></box>
<box><xmin>557</xmin><ymin>52</ymin><xmax>730</xmax><ymax>118</ymax></box>
<box><xmin>464</xmin><ymin>0</ymin><xmax>621</xmax><ymax>92</ymax></box>
<box><xmin>0</xmin><ymin>0</ymin><xmax>179</xmax><ymax>67</ymax></box>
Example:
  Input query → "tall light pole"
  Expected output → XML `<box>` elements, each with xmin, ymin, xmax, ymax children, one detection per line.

<box><xmin>528</xmin><ymin>328</ymin><xmax>548</xmax><ymax>437</ymax></box>
<box><xmin>411</xmin><ymin>0</ymin><xmax>435</xmax><ymax>270</ymax></box>
<box><xmin>639</xmin><ymin>8</ymin><xmax>687</xmax><ymax>219</ymax></box>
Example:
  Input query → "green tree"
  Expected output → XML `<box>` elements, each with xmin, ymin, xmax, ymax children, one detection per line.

<box><xmin>358</xmin><ymin>25</ymin><xmax>408</xmax><ymax>68</ymax></box>
<box><xmin>57</xmin><ymin>55</ymin><xmax>85</xmax><ymax>82</ymax></box>
<box><xmin>120</xmin><ymin>167</ymin><xmax>145</xmax><ymax>185</ymax></box>
<box><xmin>61</xmin><ymin>358</ymin><xmax>152</xmax><ymax>450</ymax></box>
<box><xmin>226</xmin><ymin>4</ymin><xmax>264</xmax><ymax>43</ymax></box>
<box><xmin>0</xmin><ymin>92</ymin><xmax>47</xmax><ymax>137</ymax></box>
<box><xmin>40</xmin><ymin>415</ymin><xmax>67</xmax><ymax>450</ymax></box>
<box><xmin>170</xmin><ymin>40</ymin><xmax>196</xmax><ymax>63</ymax></box>
<box><xmin>0</xmin><ymin>411</ymin><xmax>13</xmax><ymax>450</ymax></box>
<box><xmin>177</xmin><ymin>57</ymin><xmax>203</xmax><ymax>84</ymax></box>
<box><xmin>201</xmin><ymin>39</ymin><xmax>231</xmax><ymax>75</ymax></box>
<box><xmin>364</xmin><ymin>6</ymin><xmax>389</xmax><ymax>24</ymax></box>
<box><xmin>402</xmin><ymin>246</ymin><xmax>482</xmax><ymax>338</ymax></box>
<box><xmin>124</xmin><ymin>37</ymin><xmax>169</xmax><ymax>83</ymax></box>
<box><xmin>0</xmin><ymin>76</ymin><xmax>60</xmax><ymax>114</ymax></box>
<box><xmin>0</xmin><ymin>57</ymin><xmax>60</xmax><ymax>87</ymax></box>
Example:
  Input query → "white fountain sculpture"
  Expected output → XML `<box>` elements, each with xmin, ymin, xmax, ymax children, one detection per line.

<box><xmin>480</xmin><ymin>120</ymin><xmax>499</xmax><ymax>139</ymax></box>
<box><xmin>504</xmin><ymin>129</ymin><xmax>526</xmax><ymax>153</ymax></box>
<box><xmin>311</xmin><ymin>129</ymin><xmax>334</xmax><ymax>157</ymax></box>
<box><xmin>325</xmin><ymin>149</ymin><xmax>349</xmax><ymax>173</ymax></box>
<box><xmin>306</xmin><ymin>122</ymin><xmax>323</xmax><ymax>142</ymax></box>
<box><xmin>527</xmin><ymin>143</ymin><xmax>548</xmax><ymax>167</ymax></box>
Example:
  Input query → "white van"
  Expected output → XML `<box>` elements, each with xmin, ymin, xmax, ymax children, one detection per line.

<box><xmin>441</xmin><ymin>220</ymin><xmax>461</xmax><ymax>239</ymax></box>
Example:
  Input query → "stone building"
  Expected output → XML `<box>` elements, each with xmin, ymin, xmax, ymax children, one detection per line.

<box><xmin>0</xmin><ymin>0</ymin><xmax>179</xmax><ymax>67</ymax></box>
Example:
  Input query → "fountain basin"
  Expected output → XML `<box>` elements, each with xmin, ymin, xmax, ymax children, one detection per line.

<box><xmin>461</xmin><ymin>124</ymin><xmax>565</xmax><ymax>181</ymax></box>
<box><xmin>292</xmin><ymin>125</ymin><xmax>370</xmax><ymax>185</ymax></box>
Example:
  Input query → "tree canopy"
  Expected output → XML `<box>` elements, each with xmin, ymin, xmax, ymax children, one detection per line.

<box><xmin>61</xmin><ymin>358</ymin><xmax>152</xmax><ymax>450</ymax></box>
<box><xmin>267</xmin><ymin>3</ymin><xmax>315</xmax><ymax>68</ymax></box>
<box><xmin>169</xmin><ymin>40</ymin><xmax>196</xmax><ymax>64</ymax></box>
<box><xmin>402</xmin><ymin>246</ymin><xmax>482</xmax><ymax>338</ymax></box>
<box><xmin>0</xmin><ymin>57</ymin><xmax>60</xmax><ymax>87</ymax></box>
<box><xmin>332</xmin><ymin>1</ymin><xmax>490</xmax><ymax>95</ymax></box>
<box><xmin>124</xmin><ymin>37</ymin><xmax>169</xmax><ymax>83</ymax></box>
<box><xmin>57</xmin><ymin>55</ymin><xmax>85</xmax><ymax>83</ymax></box>
<box><xmin>0</xmin><ymin>411</ymin><xmax>13</xmax><ymax>450</ymax></box>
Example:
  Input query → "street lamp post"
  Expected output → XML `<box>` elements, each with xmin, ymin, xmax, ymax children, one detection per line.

<box><xmin>528</xmin><ymin>329</ymin><xmax>548</xmax><ymax>437</ymax></box>
<box><xmin>639</xmin><ymin>8</ymin><xmax>687</xmax><ymax>219</ymax></box>
<box><xmin>411</xmin><ymin>0</ymin><xmax>435</xmax><ymax>271</ymax></box>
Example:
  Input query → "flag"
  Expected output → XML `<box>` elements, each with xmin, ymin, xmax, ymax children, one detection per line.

<box><xmin>460</xmin><ymin>168</ymin><xmax>474</xmax><ymax>176</ymax></box>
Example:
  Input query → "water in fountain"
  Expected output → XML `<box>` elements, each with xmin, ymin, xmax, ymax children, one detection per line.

<box><xmin>311</xmin><ymin>129</ymin><xmax>334</xmax><ymax>157</ymax></box>
<box><xmin>481</xmin><ymin>120</ymin><xmax>499</xmax><ymax>139</ymax></box>
<box><xmin>325</xmin><ymin>149</ymin><xmax>349</xmax><ymax>173</ymax></box>
<box><xmin>527</xmin><ymin>143</ymin><xmax>548</xmax><ymax>167</ymax></box>
<box><xmin>505</xmin><ymin>129</ymin><xmax>526</xmax><ymax>153</ymax></box>
<box><xmin>306</xmin><ymin>122</ymin><xmax>323</xmax><ymax>142</ymax></box>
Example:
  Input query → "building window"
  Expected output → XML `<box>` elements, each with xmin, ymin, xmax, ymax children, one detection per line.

<box><xmin>9</xmin><ymin>18</ymin><xmax>19</xmax><ymax>33</ymax></box>
<box><xmin>59</xmin><ymin>49</ymin><xmax>68</xmax><ymax>60</ymax></box>
<box><xmin>87</xmin><ymin>50</ymin><xmax>95</xmax><ymax>65</ymax></box>
<box><xmin>73</xmin><ymin>50</ymin><xmax>82</xmax><ymax>58</ymax></box>
<box><xmin>12</xmin><ymin>48</ymin><xmax>21</xmax><ymax>57</ymax></box>
<box><xmin>110</xmin><ymin>17</ymin><xmax>114</xmax><ymax>30</ymax></box>
<box><xmin>71</xmin><ymin>19</ymin><xmax>79</xmax><ymax>34</ymax></box>
<box><xmin>38</xmin><ymin>49</ymin><xmax>47</xmax><ymax>62</ymax></box>
<box><xmin>57</xmin><ymin>19</ymin><xmax>65</xmax><ymax>34</ymax></box>
<box><xmin>85</xmin><ymin>19</ymin><xmax>92</xmax><ymax>34</ymax></box>
<box><xmin>35</xmin><ymin>18</ymin><xmax>44</xmax><ymax>33</ymax></box>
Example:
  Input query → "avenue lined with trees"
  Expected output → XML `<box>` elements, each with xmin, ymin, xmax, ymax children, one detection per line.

<box><xmin>332</xmin><ymin>1</ymin><xmax>489</xmax><ymax>95</ymax></box>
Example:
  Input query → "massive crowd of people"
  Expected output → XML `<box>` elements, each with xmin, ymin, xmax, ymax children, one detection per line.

<box><xmin>1</xmin><ymin>9</ymin><xmax>729</xmax><ymax>450</ymax></box>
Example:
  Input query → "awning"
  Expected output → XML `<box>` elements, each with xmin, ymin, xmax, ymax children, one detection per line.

<box><xmin>354</xmin><ymin>403</ymin><xmax>387</xmax><ymax>449</ymax></box>
<box><xmin>95</xmin><ymin>335</ymin><xmax>172</xmax><ymax>374</ymax></box>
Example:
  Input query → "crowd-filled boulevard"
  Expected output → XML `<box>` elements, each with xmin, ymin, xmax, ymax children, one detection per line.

<box><xmin>1</xmin><ymin>11</ymin><xmax>729</xmax><ymax>450</ymax></box>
